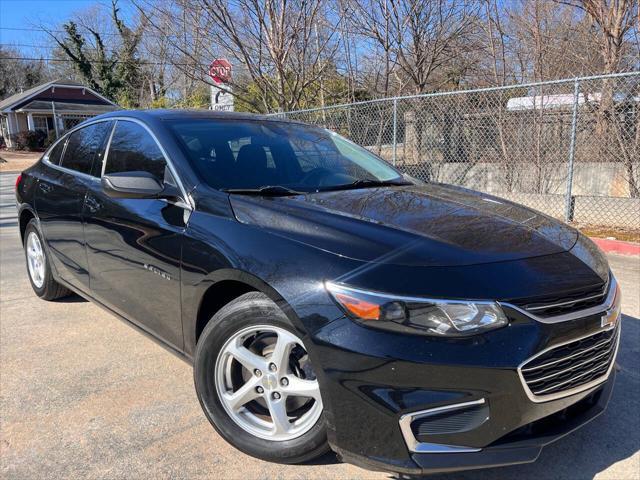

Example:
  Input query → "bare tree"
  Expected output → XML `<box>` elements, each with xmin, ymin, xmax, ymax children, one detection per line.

<box><xmin>560</xmin><ymin>0</ymin><xmax>638</xmax><ymax>73</ymax></box>
<box><xmin>335</xmin><ymin>0</ymin><xmax>360</xmax><ymax>102</ymax></box>
<box><xmin>139</xmin><ymin>0</ymin><xmax>341</xmax><ymax>112</ymax></box>
<box><xmin>346</xmin><ymin>0</ymin><xmax>395</xmax><ymax>97</ymax></box>
<box><xmin>560</xmin><ymin>0</ymin><xmax>639</xmax><ymax>197</ymax></box>
<box><xmin>477</xmin><ymin>0</ymin><xmax>516</xmax><ymax>190</ymax></box>
<box><xmin>0</xmin><ymin>47</ymin><xmax>50</xmax><ymax>99</ymax></box>
<box><xmin>348</xmin><ymin>0</ymin><xmax>478</xmax><ymax>95</ymax></box>
<box><xmin>344</xmin><ymin>0</ymin><xmax>480</xmax><ymax>178</ymax></box>
<box><xmin>139</xmin><ymin>19</ymin><xmax>169</xmax><ymax>104</ymax></box>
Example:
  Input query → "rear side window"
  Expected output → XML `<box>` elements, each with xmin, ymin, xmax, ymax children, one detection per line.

<box><xmin>46</xmin><ymin>139</ymin><xmax>66</xmax><ymax>165</ymax></box>
<box><xmin>61</xmin><ymin>122</ymin><xmax>112</xmax><ymax>176</ymax></box>
<box><xmin>105</xmin><ymin>121</ymin><xmax>166</xmax><ymax>180</ymax></box>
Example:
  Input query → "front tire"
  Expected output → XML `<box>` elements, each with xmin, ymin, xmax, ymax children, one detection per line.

<box><xmin>23</xmin><ymin>219</ymin><xmax>70</xmax><ymax>300</ymax></box>
<box><xmin>194</xmin><ymin>292</ymin><xmax>329</xmax><ymax>464</ymax></box>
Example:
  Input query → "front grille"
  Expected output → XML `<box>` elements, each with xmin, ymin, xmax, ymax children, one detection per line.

<box><xmin>520</xmin><ymin>326</ymin><xmax>619</xmax><ymax>399</ymax></box>
<box><xmin>513</xmin><ymin>281</ymin><xmax>608</xmax><ymax>318</ymax></box>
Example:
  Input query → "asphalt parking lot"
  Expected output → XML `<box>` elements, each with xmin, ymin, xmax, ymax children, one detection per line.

<box><xmin>1</xmin><ymin>171</ymin><xmax>639</xmax><ymax>480</ymax></box>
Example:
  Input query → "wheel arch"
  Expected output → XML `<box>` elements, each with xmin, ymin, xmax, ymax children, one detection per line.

<box><xmin>192</xmin><ymin>269</ymin><xmax>304</xmax><ymax>350</ymax></box>
<box><xmin>18</xmin><ymin>207</ymin><xmax>37</xmax><ymax>243</ymax></box>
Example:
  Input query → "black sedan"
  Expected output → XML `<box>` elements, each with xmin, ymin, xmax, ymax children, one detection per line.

<box><xmin>15</xmin><ymin>110</ymin><xmax>621</xmax><ymax>475</ymax></box>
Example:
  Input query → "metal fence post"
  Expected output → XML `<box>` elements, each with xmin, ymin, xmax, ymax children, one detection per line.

<box><xmin>392</xmin><ymin>98</ymin><xmax>398</xmax><ymax>166</ymax></box>
<box><xmin>564</xmin><ymin>78</ymin><xmax>580</xmax><ymax>222</ymax></box>
<box><xmin>51</xmin><ymin>101</ymin><xmax>60</xmax><ymax>139</ymax></box>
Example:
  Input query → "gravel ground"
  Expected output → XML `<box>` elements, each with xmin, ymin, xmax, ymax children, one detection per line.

<box><xmin>1</xmin><ymin>172</ymin><xmax>638</xmax><ymax>480</ymax></box>
<box><xmin>0</xmin><ymin>151</ymin><xmax>41</xmax><ymax>172</ymax></box>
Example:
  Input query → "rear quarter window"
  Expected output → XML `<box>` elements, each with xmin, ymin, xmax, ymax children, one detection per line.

<box><xmin>46</xmin><ymin>139</ymin><xmax>66</xmax><ymax>166</ymax></box>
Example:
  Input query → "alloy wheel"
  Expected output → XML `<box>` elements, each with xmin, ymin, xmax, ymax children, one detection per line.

<box><xmin>26</xmin><ymin>231</ymin><xmax>45</xmax><ymax>288</ymax></box>
<box><xmin>215</xmin><ymin>324</ymin><xmax>323</xmax><ymax>441</ymax></box>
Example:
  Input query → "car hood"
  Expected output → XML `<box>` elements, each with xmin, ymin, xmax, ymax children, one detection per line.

<box><xmin>229</xmin><ymin>183</ymin><xmax>579</xmax><ymax>267</ymax></box>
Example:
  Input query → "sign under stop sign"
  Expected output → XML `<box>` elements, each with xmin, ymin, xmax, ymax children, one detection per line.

<box><xmin>209</xmin><ymin>59</ymin><xmax>234</xmax><ymax>111</ymax></box>
<box><xmin>211</xmin><ymin>84</ymin><xmax>234</xmax><ymax>112</ymax></box>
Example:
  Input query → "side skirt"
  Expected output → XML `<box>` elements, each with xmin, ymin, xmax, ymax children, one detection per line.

<box><xmin>56</xmin><ymin>276</ymin><xmax>194</xmax><ymax>365</ymax></box>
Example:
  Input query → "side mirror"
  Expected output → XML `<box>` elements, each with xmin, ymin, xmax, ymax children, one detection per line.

<box><xmin>102</xmin><ymin>171</ymin><xmax>164</xmax><ymax>199</ymax></box>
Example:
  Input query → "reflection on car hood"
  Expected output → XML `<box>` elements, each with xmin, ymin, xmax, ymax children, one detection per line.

<box><xmin>229</xmin><ymin>183</ymin><xmax>579</xmax><ymax>267</ymax></box>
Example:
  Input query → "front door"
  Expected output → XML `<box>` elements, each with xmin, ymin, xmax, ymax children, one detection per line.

<box><xmin>84</xmin><ymin>119</ymin><xmax>187</xmax><ymax>349</ymax></box>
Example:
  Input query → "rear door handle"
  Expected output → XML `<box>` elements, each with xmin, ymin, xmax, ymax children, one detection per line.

<box><xmin>38</xmin><ymin>183</ymin><xmax>52</xmax><ymax>193</ymax></box>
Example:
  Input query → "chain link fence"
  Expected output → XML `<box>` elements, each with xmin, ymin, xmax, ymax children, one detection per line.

<box><xmin>276</xmin><ymin>72</ymin><xmax>640</xmax><ymax>232</ymax></box>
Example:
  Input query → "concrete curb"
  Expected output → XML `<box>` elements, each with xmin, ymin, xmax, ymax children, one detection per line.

<box><xmin>590</xmin><ymin>237</ymin><xmax>640</xmax><ymax>256</ymax></box>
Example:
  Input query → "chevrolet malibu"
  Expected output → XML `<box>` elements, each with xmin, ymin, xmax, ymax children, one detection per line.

<box><xmin>15</xmin><ymin>110</ymin><xmax>621</xmax><ymax>475</ymax></box>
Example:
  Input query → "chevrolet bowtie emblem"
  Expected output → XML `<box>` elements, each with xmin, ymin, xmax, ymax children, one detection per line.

<box><xmin>601</xmin><ymin>305</ymin><xmax>620</xmax><ymax>329</ymax></box>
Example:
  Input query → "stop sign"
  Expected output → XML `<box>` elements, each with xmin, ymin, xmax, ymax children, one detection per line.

<box><xmin>209</xmin><ymin>59</ymin><xmax>232</xmax><ymax>84</ymax></box>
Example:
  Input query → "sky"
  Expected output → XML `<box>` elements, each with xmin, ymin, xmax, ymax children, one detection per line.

<box><xmin>0</xmin><ymin>0</ymin><xmax>133</xmax><ymax>56</ymax></box>
<box><xmin>1</xmin><ymin>0</ymin><xmax>94</xmax><ymax>42</ymax></box>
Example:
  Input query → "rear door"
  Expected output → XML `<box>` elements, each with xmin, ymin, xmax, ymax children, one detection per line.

<box><xmin>36</xmin><ymin>121</ymin><xmax>113</xmax><ymax>292</ymax></box>
<box><xmin>84</xmin><ymin>119</ymin><xmax>188</xmax><ymax>349</ymax></box>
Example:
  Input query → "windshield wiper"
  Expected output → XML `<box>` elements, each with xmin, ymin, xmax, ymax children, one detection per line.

<box><xmin>222</xmin><ymin>185</ymin><xmax>305</xmax><ymax>196</ymax></box>
<box><xmin>321</xmin><ymin>179</ymin><xmax>411</xmax><ymax>191</ymax></box>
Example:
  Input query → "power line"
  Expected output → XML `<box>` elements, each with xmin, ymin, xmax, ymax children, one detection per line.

<box><xmin>1</xmin><ymin>26</ymin><xmax>122</xmax><ymax>37</ymax></box>
<box><xmin>0</xmin><ymin>26</ymin><xmax>178</xmax><ymax>39</ymax></box>
<box><xmin>0</xmin><ymin>55</ymin><xmax>209</xmax><ymax>67</ymax></box>
<box><xmin>1</xmin><ymin>42</ymin><xmax>104</xmax><ymax>50</ymax></box>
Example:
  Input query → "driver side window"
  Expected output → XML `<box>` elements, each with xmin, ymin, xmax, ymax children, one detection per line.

<box><xmin>105</xmin><ymin>120</ymin><xmax>167</xmax><ymax>180</ymax></box>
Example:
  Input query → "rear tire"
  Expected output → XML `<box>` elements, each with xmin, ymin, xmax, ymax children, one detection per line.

<box><xmin>194</xmin><ymin>292</ymin><xmax>329</xmax><ymax>464</ymax></box>
<box><xmin>24</xmin><ymin>219</ymin><xmax>71</xmax><ymax>300</ymax></box>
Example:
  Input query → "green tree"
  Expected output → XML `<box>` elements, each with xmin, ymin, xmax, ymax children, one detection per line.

<box><xmin>234</xmin><ymin>67</ymin><xmax>367</xmax><ymax>113</ymax></box>
<box><xmin>172</xmin><ymin>84</ymin><xmax>210</xmax><ymax>109</ymax></box>
<box><xmin>47</xmin><ymin>0</ymin><xmax>145</xmax><ymax>107</ymax></box>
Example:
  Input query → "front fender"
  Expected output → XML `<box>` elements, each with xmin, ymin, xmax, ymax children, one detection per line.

<box><xmin>180</xmin><ymin>211</ymin><xmax>351</xmax><ymax>356</ymax></box>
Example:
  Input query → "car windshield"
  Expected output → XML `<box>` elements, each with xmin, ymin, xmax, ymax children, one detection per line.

<box><xmin>165</xmin><ymin>118</ymin><xmax>409</xmax><ymax>193</ymax></box>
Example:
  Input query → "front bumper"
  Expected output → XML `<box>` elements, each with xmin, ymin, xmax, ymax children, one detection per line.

<box><xmin>308</xmin><ymin>306</ymin><xmax>619</xmax><ymax>475</ymax></box>
<box><xmin>341</xmin><ymin>373</ymin><xmax>615</xmax><ymax>475</ymax></box>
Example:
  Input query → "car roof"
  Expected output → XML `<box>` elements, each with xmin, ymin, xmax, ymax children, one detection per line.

<box><xmin>95</xmin><ymin>108</ymin><xmax>305</xmax><ymax>125</ymax></box>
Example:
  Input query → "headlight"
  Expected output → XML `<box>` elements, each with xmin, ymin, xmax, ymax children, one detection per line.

<box><xmin>325</xmin><ymin>282</ymin><xmax>508</xmax><ymax>337</ymax></box>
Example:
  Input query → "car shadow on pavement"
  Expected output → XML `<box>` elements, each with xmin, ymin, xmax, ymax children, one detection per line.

<box><xmin>302</xmin><ymin>451</ymin><xmax>341</xmax><ymax>466</ymax></box>
<box><xmin>54</xmin><ymin>293</ymin><xmax>88</xmax><ymax>303</ymax></box>
<box><xmin>404</xmin><ymin>314</ymin><xmax>640</xmax><ymax>480</ymax></box>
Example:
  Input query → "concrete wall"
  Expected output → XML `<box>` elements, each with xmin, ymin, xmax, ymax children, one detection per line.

<box><xmin>369</xmin><ymin>144</ymin><xmax>639</xmax><ymax>228</ymax></box>
<box><xmin>494</xmin><ymin>192</ymin><xmax>640</xmax><ymax>228</ymax></box>
<box><xmin>372</xmin><ymin>143</ymin><xmax>637</xmax><ymax>198</ymax></box>
<box><xmin>573</xmin><ymin>195</ymin><xmax>640</xmax><ymax>227</ymax></box>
